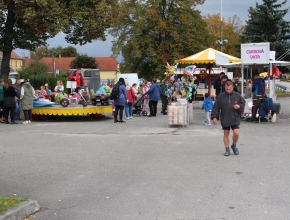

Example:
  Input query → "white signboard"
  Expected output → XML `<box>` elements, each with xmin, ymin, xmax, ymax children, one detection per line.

<box><xmin>66</xmin><ymin>81</ymin><xmax>76</xmax><ymax>89</ymax></box>
<box><xmin>241</xmin><ymin>42</ymin><xmax>270</xmax><ymax>64</ymax></box>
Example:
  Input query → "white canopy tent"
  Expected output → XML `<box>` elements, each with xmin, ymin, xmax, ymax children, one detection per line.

<box><xmin>220</xmin><ymin>60</ymin><xmax>290</xmax><ymax>99</ymax></box>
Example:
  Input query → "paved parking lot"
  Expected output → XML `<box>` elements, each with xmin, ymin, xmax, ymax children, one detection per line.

<box><xmin>0</xmin><ymin>96</ymin><xmax>290</xmax><ymax>220</ymax></box>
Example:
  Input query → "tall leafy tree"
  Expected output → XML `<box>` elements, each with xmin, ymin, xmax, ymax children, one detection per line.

<box><xmin>70</xmin><ymin>55</ymin><xmax>98</xmax><ymax>69</ymax></box>
<box><xmin>57</xmin><ymin>46</ymin><xmax>79</xmax><ymax>57</ymax></box>
<box><xmin>110</xmin><ymin>0</ymin><xmax>209</xmax><ymax>79</ymax></box>
<box><xmin>241</xmin><ymin>0</ymin><xmax>290</xmax><ymax>60</ymax></box>
<box><xmin>0</xmin><ymin>0</ymin><xmax>117</xmax><ymax>79</ymax></box>
<box><xmin>204</xmin><ymin>14</ymin><xmax>243</xmax><ymax>56</ymax></box>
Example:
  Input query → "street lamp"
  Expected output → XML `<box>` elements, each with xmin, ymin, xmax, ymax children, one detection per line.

<box><xmin>216</xmin><ymin>0</ymin><xmax>227</xmax><ymax>52</ymax></box>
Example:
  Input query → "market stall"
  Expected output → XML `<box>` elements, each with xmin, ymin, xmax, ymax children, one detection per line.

<box><xmin>175</xmin><ymin>48</ymin><xmax>241</xmax><ymax>96</ymax></box>
<box><xmin>167</xmin><ymin>99</ymin><xmax>193</xmax><ymax>127</ymax></box>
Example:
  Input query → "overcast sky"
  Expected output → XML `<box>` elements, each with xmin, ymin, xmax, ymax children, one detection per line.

<box><xmin>15</xmin><ymin>0</ymin><xmax>290</xmax><ymax>61</ymax></box>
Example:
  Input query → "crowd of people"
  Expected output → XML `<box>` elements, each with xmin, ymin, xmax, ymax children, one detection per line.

<box><xmin>0</xmin><ymin>78</ymin><xmax>35</xmax><ymax>124</ymax></box>
<box><xmin>112</xmin><ymin>75</ymin><xmax>200</xmax><ymax>122</ymax></box>
<box><xmin>2</xmin><ymin>69</ymin><xmax>269</xmax><ymax>157</ymax></box>
<box><xmin>0</xmin><ymin>78</ymin><xmax>68</xmax><ymax>124</ymax></box>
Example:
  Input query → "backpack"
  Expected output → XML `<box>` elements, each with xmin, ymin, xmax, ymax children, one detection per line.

<box><xmin>110</xmin><ymin>83</ymin><xmax>120</xmax><ymax>99</ymax></box>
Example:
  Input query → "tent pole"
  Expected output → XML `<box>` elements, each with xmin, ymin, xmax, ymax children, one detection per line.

<box><xmin>241</xmin><ymin>64</ymin><xmax>244</xmax><ymax>96</ymax></box>
<box><xmin>269</xmin><ymin>62</ymin><xmax>275</xmax><ymax>100</ymax></box>
<box><xmin>208</xmin><ymin>65</ymin><xmax>212</xmax><ymax>95</ymax></box>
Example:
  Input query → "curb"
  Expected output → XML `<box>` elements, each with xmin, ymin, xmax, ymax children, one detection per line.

<box><xmin>0</xmin><ymin>200</ymin><xmax>40</xmax><ymax>220</ymax></box>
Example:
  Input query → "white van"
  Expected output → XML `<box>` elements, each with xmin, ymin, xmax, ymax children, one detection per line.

<box><xmin>117</xmin><ymin>73</ymin><xmax>139</xmax><ymax>88</ymax></box>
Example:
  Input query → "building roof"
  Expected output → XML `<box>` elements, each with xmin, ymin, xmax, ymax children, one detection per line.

<box><xmin>22</xmin><ymin>57</ymin><xmax>34</xmax><ymax>67</ymax></box>
<box><xmin>0</xmin><ymin>51</ymin><xmax>22</xmax><ymax>59</ymax></box>
<box><xmin>39</xmin><ymin>56</ymin><xmax>119</xmax><ymax>72</ymax></box>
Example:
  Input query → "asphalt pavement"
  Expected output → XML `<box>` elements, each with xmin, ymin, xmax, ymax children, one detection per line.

<box><xmin>1</xmin><ymin>95</ymin><xmax>290</xmax><ymax>220</ymax></box>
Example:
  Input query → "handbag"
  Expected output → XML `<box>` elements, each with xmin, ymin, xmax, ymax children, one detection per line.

<box><xmin>3</xmin><ymin>97</ymin><xmax>16</xmax><ymax>108</ymax></box>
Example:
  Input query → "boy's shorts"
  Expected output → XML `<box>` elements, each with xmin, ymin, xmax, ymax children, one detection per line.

<box><xmin>222</xmin><ymin>125</ymin><xmax>239</xmax><ymax>130</ymax></box>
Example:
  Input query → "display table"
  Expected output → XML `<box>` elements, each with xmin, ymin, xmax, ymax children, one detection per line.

<box><xmin>167</xmin><ymin>99</ymin><xmax>192</xmax><ymax>127</ymax></box>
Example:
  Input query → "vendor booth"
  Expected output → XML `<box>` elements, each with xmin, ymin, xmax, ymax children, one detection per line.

<box><xmin>220</xmin><ymin>43</ymin><xmax>290</xmax><ymax>100</ymax></box>
<box><xmin>175</xmin><ymin>48</ymin><xmax>241</xmax><ymax>97</ymax></box>
<box><xmin>220</xmin><ymin>42</ymin><xmax>290</xmax><ymax>121</ymax></box>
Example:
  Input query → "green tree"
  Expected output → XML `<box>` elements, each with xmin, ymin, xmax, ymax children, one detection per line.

<box><xmin>56</xmin><ymin>46</ymin><xmax>79</xmax><ymax>57</ymax></box>
<box><xmin>70</xmin><ymin>55</ymin><xmax>98</xmax><ymax>69</ymax></box>
<box><xmin>30</xmin><ymin>46</ymin><xmax>79</xmax><ymax>61</ymax></box>
<box><xmin>241</xmin><ymin>0</ymin><xmax>290</xmax><ymax>60</ymax></box>
<box><xmin>110</xmin><ymin>0</ymin><xmax>209</xmax><ymax>79</ymax></box>
<box><xmin>30</xmin><ymin>46</ymin><xmax>51</xmax><ymax>61</ymax></box>
<box><xmin>29</xmin><ymin>75</ymin><xmax>49</xmax><ymax>91</ymax></box>
<box><xmin>204</xmin><ymin>14</ymin><xmax>242</xmax><ymax>56</ymax></box>
<box><xmin>0</xmin><ymin>0</ymin><xmax>117</xmax><ymax>79</ymax></box>
<box><xmin>19</xmin><ymin>62</ymin><xmax>49</xmax><ymax>79</ymax></box>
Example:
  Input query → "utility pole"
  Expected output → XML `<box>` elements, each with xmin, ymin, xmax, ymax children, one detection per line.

<box><xmin>216</xmin><ymin>0</ymin><xmax>227</xmax><ymax>52</ymax></box>
<box><xmin>52</xmin><ymin>53</ymin><xmax>55</xmax><ymax>76</ymax></box>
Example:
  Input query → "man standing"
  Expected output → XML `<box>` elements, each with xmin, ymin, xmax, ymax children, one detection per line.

<box><xmin>160</xmin><ymin>77</ymin><xmax>168</xmax><ymax>115</ymax></box>
<box><xmin>251</xmin><ymin>74</ymin><xmax>265</xmax><ymax>122</ymax></box>
<box><xmin>68</xmin><ymin>67</ymin><xmax>87</xmax><ymax>93</ymax></box>
<box><xmin>145</xmin><ymin>78</ymin><xmax>161</xmax><ymax>117</ymax></box>
<box><xmin>211</xmin><ymin>81</ymin><xmax>245</xmax><ymax>156</ymax></box>
<box><xmin>214</xmin><ymin>72</ymin><xmax>225</xmax><ymax>97</ymax></box>
<box><xmin>13</xmin><ymin>79</ymin><xmax>22</xmax><ymax>120</ymax></box>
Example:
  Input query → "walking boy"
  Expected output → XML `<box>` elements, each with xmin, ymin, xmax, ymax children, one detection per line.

<box><xmin>202</xmin><ymin>93</ymin><xmax>213</xmax><ymax>125</ymax></box>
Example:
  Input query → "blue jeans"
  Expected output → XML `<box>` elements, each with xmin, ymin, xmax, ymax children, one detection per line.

<box><xmin>14</xmin><ymin>100</ymin><xmax>21</xmax><ymax>119</ymax></box>
<box><xmin>125</xmin><ymin>103</ymin><xmax>133</xmax><ymax>117</ymax></box>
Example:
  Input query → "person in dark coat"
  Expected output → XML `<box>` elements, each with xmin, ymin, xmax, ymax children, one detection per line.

<box><xmin>213</xmin><ymin>72</ymin><xmax>225</xmax><ymax>97</ymax></box>
<box><xmin>211</xmin><ymin>81</ymin><xmax>245</xmax><ymax>156</ymax></box>
<box><xmin>221</xmin><ymin>76</ymin><xmax>238</xmax><ymax>93</ymax></box>
<box><xmin>0</xmin><ymin>78</ymin><xmax>4</xmax><ymax>123</ymax></box>
<box><xmin>113</xmin><ymin>78</ymin><xmax>128</xmax><ymax>123</ymax></box>
<box><xmin>3</xmin><ymin>79</ymin><xmax>18</xmax><ymax>124</ymax></box>
<box><xmin>145</xmin><ymin>78</ymin><xmax>162</xmax><ymax>117</ymax></box>
<box><xmin>251</xmin><ymin>74</ymin><xmax>265</xmax><ymax>121</ymax></box>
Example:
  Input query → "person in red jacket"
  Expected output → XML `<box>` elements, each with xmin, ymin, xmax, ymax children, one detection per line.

<box><xmin>125</xmin><ymin>83</ymin><xmax>136</xmax><ymax>119</ymax></box>
<box><xmin>68</xmin><ymin>67</ymin><xmax>87</xmax><ymax>93</ymax></box>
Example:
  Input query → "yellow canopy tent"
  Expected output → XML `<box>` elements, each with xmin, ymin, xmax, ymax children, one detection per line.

<box><xmin>175</xmin><ymin>48</ymin><xmax>241</xmax><ymax>94</ymax></box>
<box><xmin>259</xmin><ymin>72</ymin><xmax>268</xmax><ymax>77</ymax></box>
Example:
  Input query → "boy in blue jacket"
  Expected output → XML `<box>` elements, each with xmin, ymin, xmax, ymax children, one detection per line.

<box><xmin>202</xmin><ymin>93</ymin><xmax>213</xmax><ymax>125</ymax></box>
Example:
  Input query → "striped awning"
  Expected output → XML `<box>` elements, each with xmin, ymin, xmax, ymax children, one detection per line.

<box><xmin>175</xmin><ymin>48</ymin><xmax>241</xmax><ymax>65</ymax></box>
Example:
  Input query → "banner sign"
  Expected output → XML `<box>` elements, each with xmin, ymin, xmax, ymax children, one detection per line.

<box><xmin>241</xmin><ymin>42</ymin><xmax>270</xmax><ymax>64</ymax></box>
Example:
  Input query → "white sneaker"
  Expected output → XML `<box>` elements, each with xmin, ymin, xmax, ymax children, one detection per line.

<box><xmin>23</xmin><ymin>121</ymin><xmax>29</xmax><ymax>124</ymax></box>
<box><xmin>206</xmin><ymin>123</ymin><xmax>211</xmax><ymax>126</ymax></box>
<box><xmin>130</xmin><ymin>116</ymin><xmax>133</xmax><ymax>119</ymax></box>
<box><xmin>126</xmin><ymin>117</ymin><xmax>130</xmax><ymax>120</ymax></box>
<box><xmin>28</xmin><ymin>120</ymin><xmax>31</xmax><ymax>123</ymax></box>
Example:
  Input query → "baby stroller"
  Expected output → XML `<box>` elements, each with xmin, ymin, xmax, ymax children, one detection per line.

<box><xmin>133</xmin><ymin>94</ymin><xmax>147</xmax><ymax>116</ymax></box>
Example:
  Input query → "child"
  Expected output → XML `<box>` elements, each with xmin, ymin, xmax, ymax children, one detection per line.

<box><xmin>201</xmin><ymin>93</ymin><xmax>213</xmax><ymax>125</ymax></box>
<box><xmin>54</xmin><ymin>80</ymin><xmax>64</xmax><ymax>94</ymax></box>
<box><xmin>97</xmin><ymin>83</ymin><xmax>106</xmax><ymax>94</ymax></box>
<box><xmin>44</xmin><ymin>83</ymin><xmax>51</xmax><ymax>94</ymax></box>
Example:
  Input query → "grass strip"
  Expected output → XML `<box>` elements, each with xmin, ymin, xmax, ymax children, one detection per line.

<box><xmin>276</xmin><ymin>90</ymin><xmax>290</xmax><ymax>97</ymax></box>
<box><xmin>0</xmin><ymin>197</ymin><xmax>28</xmax><ymax>213</ymax></box>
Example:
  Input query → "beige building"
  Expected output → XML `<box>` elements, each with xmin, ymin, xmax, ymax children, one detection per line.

<box><xmin>0</xmin><ymin>51</ymin><xmax>23</xmax><ymax>71</ymax></box>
